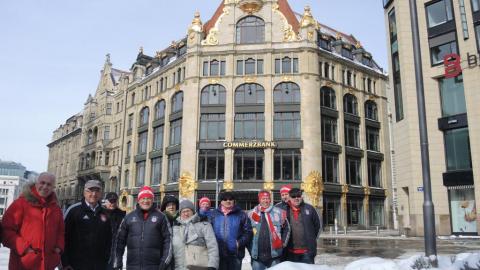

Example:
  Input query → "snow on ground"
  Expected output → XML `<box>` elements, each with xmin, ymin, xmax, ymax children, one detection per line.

<box><xmin>1</xmin><ymin>245</ymin><xmax>479</xmax><ymax>270</ymax></box>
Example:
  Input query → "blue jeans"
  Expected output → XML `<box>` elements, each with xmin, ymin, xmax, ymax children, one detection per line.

<box><xmin>286</xmin><ymin>252</ymin><xmax>315</xmax><ymax>264</ymax></box>
<box><xmin>219</xmin><ymin>256</ymin><xmax>242</xmax><ymax>270</ymax></box>
<box><xmin>251</xmin><ymin>258</ymin><xmax>281</xmax><ymax>270</ymax></box>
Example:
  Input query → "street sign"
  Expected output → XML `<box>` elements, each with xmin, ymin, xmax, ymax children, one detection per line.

<box><xmin>417</xmin><ymin>186</ymin><xmax>424</xmax><ymax>192</ymax></box>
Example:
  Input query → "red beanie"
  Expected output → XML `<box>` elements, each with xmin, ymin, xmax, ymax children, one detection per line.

<box><xmin>280</xmin><ymin>184</ymin><xmax>292</xmax><ymax>194</ymax></box>
<box><xmin>199</xmin><ymin>197</ymin><xmax>211</xmax><ymax>207</ymax></box>
<box><xmin>138</xmin><ymin>186</ymin><xmax>154</xmax><ymax>201</ymax></box>
<box><xmin>258</xmin><ymin>191</ymin><xmax>271</xmax><ymax>202</ymax></box>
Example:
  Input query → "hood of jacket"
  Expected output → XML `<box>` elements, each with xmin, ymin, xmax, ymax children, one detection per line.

<box><xmin>175</xmin><ymin>213</ymin><xmax>201</xmax><ymax>225</ymax></box>
<box><xmin>22</xmin><ymin>182</ymin><xmax>58</xmax><ymax>207</ymax></box>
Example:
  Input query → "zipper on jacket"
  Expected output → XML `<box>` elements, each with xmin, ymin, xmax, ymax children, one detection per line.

<box><xmin>140</xmin><ymin>217</ymin><xmax>146</xmax><ymax>270</ymax></box>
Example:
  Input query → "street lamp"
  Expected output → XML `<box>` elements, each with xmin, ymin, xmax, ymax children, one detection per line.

<box><xmin>408</xmin><ymin>0</ymin><xmax>438</xmax><ymax>265</ymax></box>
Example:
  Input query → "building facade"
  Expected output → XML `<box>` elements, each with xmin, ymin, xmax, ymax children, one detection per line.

<box><xmin>384</xmin><ymin>0</ymin><xmax>480</xmax><ymax>235</ymax></box>
<box><xmin>48</xmin><ymin>0</ymin><xmax>392</xmax><ymax>229</ymax></box>
<box><xmin>0</xmin><ymin>160</ymin><xmax>33</xmax><ymax>217</ymax></box>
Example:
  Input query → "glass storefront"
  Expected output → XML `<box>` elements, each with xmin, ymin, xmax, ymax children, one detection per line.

<box><xmin>449</xmin><ymin>187</ymin><xmax>477</xmax><ymax>234</ymax></box>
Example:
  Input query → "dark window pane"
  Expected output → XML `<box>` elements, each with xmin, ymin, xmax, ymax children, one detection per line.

<box><xmin>257</xmin><ymin>59</ymin><xmax>264</xmax><ymax>74</ymax></box>
<box><xmin>220</xmin><ymin>61</ymin><xmax>226</xmax><ymax>76</ymax></box>
<box><xmin>237</xmin><ymin>60</ymin><xmax>244</xmax><ymax>75</ymax></box>
<box><xmin>203</xmin><ymin>61</ymin><xmax>208</xmax><ymax>76</ymax></box>
<box><xmin>275</xmin><ymin>59</ymin><xmax>281</xmax><ymax>74</ymax></box>
<box><xmin>282</xmin><ymin>57</ymin><xmax>291</xmax><ymax>73</ymax></box>
<box><xmin>439</xmin><ymin>75</ymin><xmax>466</xmax><ymax>117</ymax></box>
<box><xmin>426</xmin><ymin>0</ymin><xmax>453</xmax><ymax>28</ymax></box>
<box><xmin>445</xmin><ymin>128</ymin><xmax>472</xmax><ymax>171</ymax></box>
<box><xmin>431</xmin><ymin>41</ymin><xmax>457</xmax><ymax>65</ymax></box>
<box><xmin>210</xmin><ymin>60</ymin><xmax>219</xmax><ymax>76</ymax></box>
<box><xmin>245</xmin><ymin>58</ymin><xmax>255</xmax><ymax>75</ymax></box>
<box><xmin>236</xmin><ymin>16</ymin><xmax>265</xmax><ymax>44</ymax></box>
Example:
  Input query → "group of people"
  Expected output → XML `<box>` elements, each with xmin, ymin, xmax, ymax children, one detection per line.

<box><xmin>0</xmin><ymin>172</ymin><xmax>321</xmax><ymax>270</ymax></box>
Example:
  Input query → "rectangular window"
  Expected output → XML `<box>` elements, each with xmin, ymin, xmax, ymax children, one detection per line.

<box><xmin>153</xmin><ymin>126</ymin><xmax>164</xmax><ymax>150</ymax></box>
<box><xmin>104</xmin><ymin>126</ymin><xmax>110</xmax><ymax>140</ymax></box>
<box><xmin>220</xmin><ymin>61</ymin><xmax>226</xmax><ymax>76</ymax></box>
<box><xmin>426</xmin><ymin>0</ymin><xmax>453</xmax><ymax>28</ymax></box>
<box><xmin>368</xmin><ymin>159</ymin><xmax>382</xmax><ymax>187</ymax></box>
<box><xmin>245</xmin><ymin>59</ymin><xmax>255</xmax><ymax>75</ymax></box>
<box><xmin>275</xmin><ymin>59</ymin><xmax>281</xmax><ymax>74</ymax></box>
<box><xmin>389</xmin><ymin>9</ymin><xmax>404</xmax><ymax>122</ymax></box>
<box><xmin>346</xmin><ymin>157</ymin><xmax>361</xmax><ymax>185</ymax></box>
<box><xmin>323</xmin><ymin>196</ymin><xmax>340</xmax><ymax>226</ymax></box>
<box><xmin>138</xmin><ymin>132</ymin><xmax>148</xmax><ymax>154</ymax></box>
<box><xmin>282</xmin><ymin>58</ymin><xmax>291</xmax><ymax>73</ymax></box>
<box><xmin>324</xmin><ymin>63</ymin><xmax>330</xmax><ymax>79</ymax></box>
<box><xmin>430</xmin><ymin>40</ymin><xmax>458</xmax><ymax>65</ymax></box>
<box><xmin>322</xmin><ymin>152</ymin><xmax>339</xmax><ymax>183</ymax></box>
<box><xmin>347</xmin><ymin>197</ymin><xmax>364</xmax><ymax>225</ymax></box>
<box><xmin>151</xmin><ymin>157</ymin><xmax>162</xmax><ymax>185</ymax></box>
<box><xmin>274</xmin><ymin>150</ymin><xmax>301</xmax><ymax>181</ymax></box>
<box><xmin>476</xmin><ymin>24</ymin><xmax>480</xmax><ymax>51</ymax></box>
<box><xmin>293</xmin><ymin>58</ymin><xmax>299</xmax><ymax>73</ymax></box>
<box><xmin>342</xmin><ymin>48</ymin><xmax>353</xmax><ymax>59</ymax></box>
<box><xmin>106</xmin><ymin>103</ymin><xmax>112</xmax><ymax>115</ymax></box>
<box><xmin>200</xmin><ymin>114</ymin><xmax>226</xmax><ymax>140</ymax></box>
<box><xmin>473</xmin><ymin>0</ymin><xmax>480</xmax><ymax>11</ymax></box>
<box><xmin>136</xmin><ymin>161</ymin><xmax>146</xmax><ymax>187</ymax></box>
<box><xmin>370</xmin><ymin>199</ymin><xmax>385</xmax><ymax>226</ymax></box>
<box><xmin>345</xmin><ymin>122</ymin><xmax>360</xmax><ymax>148</ymax></box>
<box><xmin>257</xmin><ymin>59</ymin><xmax>264</xmax><ymax>74</ymax></box>
<box><xmin>366</xmin><ymin>128</ymin><xmax>380</xmax><ymax>151</ymax></box>
<box><xmin>168</xmin><ymin>153</ymin><xmax>181</xmax><ymax>182</ymax></box>
<box><xmin>234</xmin><ymin>150</ymin><xmax>264</xmax><ymax>181</ymax></box>
<box><xmin>321</xmin><ymin>116</ymin><xmax>337</xmax><ymax>143</ymax></box>
<box><xmin>198</xmin><ymin>150</ymin><xmax>225</xmax><ymax>181</ymax></box>
<box><xmin>169</xmin><ymin>119</ymin><xmax>182</xmax><ymax>146</ymax></box>
<box><xmin>128</xmin><ymin>114</ymin><xmax>133</xmax><ymax>130</ymax></box>
<box><xmin>234</xmin><ymin>113</ymin><xmax>265</xmax><ymax>139</ymax></box>
<box><xmin>210</xmin><ymin>61</ymin><xmax>219</xmax><ymax>76</ymax></box>
<box><xmin>237</xmin><ymin>60</ymin><xmax>244</xmax><ymax>75</ymax></box>
<box><xmin>126</xmin><ymin>142</ymin><xmax>131</xmax><ymax>158</ymax></box>
<box><xmin>273</xmin><ymin>112</ymin><xmax>301</xmax><ymax>139</ymax></box>
<box><xmin>445</xmin><ymin>128</ymin><xmax>472</xmax><ymax>171</ymax></box>
<box><xmin>124</xmin><ymin>170</ymin><xmax>130</xmax><ymax>187</ymax></box>
<box><xmin>439</xmin><ymin>75</ymin><xmax>466</xmax><ymax>117</ymax></box>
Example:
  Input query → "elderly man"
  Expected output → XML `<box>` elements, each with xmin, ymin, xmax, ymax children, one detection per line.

<box><xmin>2</xmin><ymin>172</ymin><xmax>64</xmax><ymax>270</ymax></box>
<box><xmin>62</xmin><ymin>180</ymin><xmax>112</xmax><ymax>270</ymax></box>
<box><xmin>285</xmin><ymin>188</ymin><xmax>320</xmax><ymax>264</ymax></box>
<box><xmin>275</xmin><ymin>184</ymin><xmax>292</xmax><ymax>211</ymax></box>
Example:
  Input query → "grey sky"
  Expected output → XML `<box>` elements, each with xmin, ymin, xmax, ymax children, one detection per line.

<box><xmin>0</xmin><ymin>0</ymin><xmax>387</xmax><ymax>172</ymax></box>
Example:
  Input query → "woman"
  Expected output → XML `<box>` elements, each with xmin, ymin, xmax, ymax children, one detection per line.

<box><xmin>161</xmin><ymin>195</ymin><xmax>179</xmax><ymax>227</ymax></box>
<box><xmin>172</xmin><ymin>199</ymin><xmax>219</xmax><ymax>270</ymax></box>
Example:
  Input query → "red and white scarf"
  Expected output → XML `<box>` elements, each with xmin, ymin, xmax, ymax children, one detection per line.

<box><xmin>252</xmin><ymin>205</ymin><xmax>282</xmax><ymax>249</ymax></box>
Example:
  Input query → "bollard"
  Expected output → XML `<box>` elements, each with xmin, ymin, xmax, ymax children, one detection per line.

<box><xmin>330</xmin><ymin>226</ymin><xmax>333</xmax><ymax>235</ymax></box>
<box><xmin>343</xmin><ymin>226</ymin><xmax>347</xmax><ymax>235</ymax></box>
<box><xmin>376</xmin><ymin>226</ymin><xmax>380</xmax><ymax>235</ymax></box>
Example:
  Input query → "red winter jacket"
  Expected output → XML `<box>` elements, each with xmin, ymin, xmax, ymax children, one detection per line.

<box><xmin>1</xmin><ymin>183</ymin><xmax>65</xmax><ymax>270</ymax></box>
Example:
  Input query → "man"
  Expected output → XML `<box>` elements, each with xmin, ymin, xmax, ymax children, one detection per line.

<box><xmin>198</xmin><ymin>196</ymin><xmax>212</xmax><ymax>220</ymax></box>
<box><xmin>210</xmin><ymin>191</ymin><xmax>252</xmax><ymax>270</ymax></box>
<box><xmin>285</xmin><ymin>188</ymin><xmax>320</xmax><ymax>264</ymax></box>
<box><xmin>248</xmin><ymin>191</ymin><xmax>290</xmax><ymax>270</ymax></box>
<box><xmin>62</xmin><ymin>180</ymin><xmax>112</xmax><ymax>270</ymax></box>
<box><xmin>2</xmin><ymin>172</ymin><xmax>64</xmax><ymax>270</ymax></box>
<box><xmin>103</xmin><ymin>192</ymin><xmax>126</xmax><ymax>270</ymax></box>
<box><xmin>114</xmin><ymin>186</ymin><xmax>172</xmax><ymax>270</ymax></box>
<box><xmin>275</xmin><ymin>184</ymin><xmax>292</xmax><ymax>211</ymax></box>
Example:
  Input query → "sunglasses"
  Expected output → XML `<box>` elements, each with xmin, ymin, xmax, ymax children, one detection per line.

<box><xmin>107</xmin><ymin>199</ymin><xmax>117</xmax><ymax>204</ymax></box>
<box><xmin>290</xmin><ymin>195</ymin><xmax>302</xmax><ymax>199</ymax></box>
<box><xmin>222</xmin><ymin>198</ymin><xmax>234</xmax><ymax>201</ymax></box>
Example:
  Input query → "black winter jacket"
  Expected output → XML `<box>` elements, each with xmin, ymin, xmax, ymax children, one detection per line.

<box><xmin>62</xmin><ymin>200</ymin><xmax>112</xmax><ymax>270</ymax></box>
<box><xmin>285</xmin><ymin>202</ymin><xmax>321</xmax><ymax>258</ymax></box>
<box><xmin>114</xmin><ymin>205</ymin><xmax>172</xmax><ymax>270</ymax></box>
<box><xmin>105</xmin><ymin>207</ymin><xmax>126</xmax><ymax>266</ymax></box>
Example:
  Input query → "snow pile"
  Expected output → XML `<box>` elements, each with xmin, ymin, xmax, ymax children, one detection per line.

<box><xmin>345</xmin><ymin>257</ymin><xmax>400</xmax><ymax>270</ymax></box>
<box><xmin>269</xmin><ymin>261</ymin><xmax>334</xmax><ymax>270</ymax></box>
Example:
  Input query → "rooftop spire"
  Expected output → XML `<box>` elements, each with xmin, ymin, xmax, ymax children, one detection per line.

<box><xmin>189</xmin><ymin>11</ymin><xmax>203</xmax><ymax>33</ymax></box>
<box><xmin>300</xmin><ymin>5</ymin><xmax>316</xmax><ymax>28</ymax></box>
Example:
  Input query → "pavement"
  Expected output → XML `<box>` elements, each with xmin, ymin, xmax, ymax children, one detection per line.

<box><xmin>0</xmin><ymin>230</ymin><xmax>479</xmax><ymax>270</ymax></box>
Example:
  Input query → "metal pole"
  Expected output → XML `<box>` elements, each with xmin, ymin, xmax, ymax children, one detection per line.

<box><xmin>408</xmin><ymin>0</ymin><xmax>438</xmax><ymax>264</ymax></box>
<box><xmin>215</xmin><ymin>177</ymin><xmax>219</xmax><ymax>208</ymax></box>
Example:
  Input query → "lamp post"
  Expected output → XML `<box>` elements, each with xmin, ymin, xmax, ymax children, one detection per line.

<box><xmin>408</xmin><ymin>0</ymin><xmax>438</xmax><ymax>264</ymax></box>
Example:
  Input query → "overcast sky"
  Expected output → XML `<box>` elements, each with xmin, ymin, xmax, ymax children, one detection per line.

<box><xmin>0</xmin><ymin>0</ymin><xmax>387</xmax><ymax>173</ymax></box>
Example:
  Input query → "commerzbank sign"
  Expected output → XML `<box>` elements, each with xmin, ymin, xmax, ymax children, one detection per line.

<box><xmin>223</xmin><ymin>141</ymin><xmax>277</xmax><ymax>149</ymax></box>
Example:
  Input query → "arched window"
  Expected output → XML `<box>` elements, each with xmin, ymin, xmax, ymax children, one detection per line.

<box><xmin>236</xmin><ymin>16</ymin><xmax>265</xmax><ymax>44</ymax></box>
<box><xmin>273</xmin><ymin>82</ymin><xmax>300</xmax><ymax>104</ymax></box>
<box><xmin>171</xmin><ymin>91</ymin><xmax>184</xmax><ymax>113</ymax></box>
<box><xmin>154</xmin><ymin>100</ymin><xmax>166</xmax><ymax>120</ymax></box>
<box><xmin>201</xmin><ymin>85</ymin><xmax>226</xmax><ymax>105</ymax></box>
<box><xmin>235</xmin><ymin>83</ymin><xmax>265</xmax><ymax>105</ymax></box>
<box><xmin>87</xmin><ymin>130</ymin><xmax>94</xmax><ymax>144</ymax></box>
<box><xmin>365</xmin><ymin>100</ymin><xmax>378</xmax><ymax>121</ymax></box>
<box><xmin>245</xmin><ymin>58</ymin><xmax>256</xmax><ymax>75</ymax></box>
<box><xmin>321</xmin><ymin>86</ymin><xmax>336</xmax><ymax>109</ymax></box>
<box><xmin>139</xmin><ymin>107</ymin><xmax>149</xmax><ymax>126</ymax></box>
<box><xmin>343</xmin><ymin>94</ymin><xmax>358</xmax><ymax>115</ymax></box>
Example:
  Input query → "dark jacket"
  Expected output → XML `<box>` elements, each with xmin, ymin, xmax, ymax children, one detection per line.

<box><xmin>62</xmin><ymin>200</ymin><xmax>112</xmax><ymax>270</ymax></box>
<box><xmin>114</xmin><ymin>205</ymin><xmax>172</xmax><ymax>270</ymax></box>
<box><xmin>210</xmin><ymin>205</ymin><xmax>252</xmax><ymax>259</ymax></box>
<box><xmin>275</xmin><ymin>201</ymin><xmax>288</xmax><ymax>211</ymax></box>
<box><xmin>105</xmin><ymin>207</ymin><xmax>126</xmax><ymax>266</ymax></box>
<box><xmin>2</xmin><ymin>183</ymin><xmax>64</xmax><ymax>270</ymax></box>
<box><xmin>285</xmin><ymin>202</ymin><xmax>321</xmax><ymax>258</ymax></box>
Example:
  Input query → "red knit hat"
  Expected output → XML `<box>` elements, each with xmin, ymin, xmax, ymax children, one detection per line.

<box><xmin>199</xmin><ymin>197</ymin><xmax>211</xmax><ymax>207</ymax></box>
<box><xmin>280</xmin><ymin>184</ymin><xmax>292</xmax><ymax>194</ymax></box>
<box><xmin>258</xmin><ymin>191</ymin><xmax>271</xmax><ymax>202</ymax></box>
<box><xmin>138</xmin><ymin>186</ymin><xmax>154</xmax><ymax>201</ymax></box>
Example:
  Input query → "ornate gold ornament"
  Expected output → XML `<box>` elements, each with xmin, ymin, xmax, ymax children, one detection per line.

<box><xmin>155</xmin><ymin>51</ymin><xmax>162</xmax><ymax>58</ymax></box>
<box><xmin>335</xmin><ymin>32</ymin><xmax>342</xmax><ymax>41</ymax></box>
<box><xmin>272</xmin><ymin>4</ymin><xmax>298</xmax><ymax>42</ymax></box>
<box><xmin>179</xmin><ymin>171</ymin><xmax>197</xmax><ymax>198</ymax></box>
<box><xmin>263</xmin><ymin>180</ymin><xmax>274</xmax><ymax>191</ymax></box>
<box><xmin>223</xmin><ymin>180</ymin><xmax>234</xmax><ymax>191</ymax></box>
<box><xmin>202</xmin><ymin>7</ymin><xmax>230</xmax><ymax>46</ymax></box>
<box><xmin>175</xmin><ymin>84</ymin><xmax>181</xmax><ymax>91</ymax></box>
<box><xmin>119</xmin><ymin>190</ymin><xmax>130</xmax><ymax>211</ymax></box>
<box><xmin>341</xmin><ymin>184</ymin><xmax>349</xmax><ymax>194</ymax></box>
<box><xmin>300</xmin><ymin>6</ymin><xmax>316</xmax><ymax>28</ymax></box>
<box><xmin>301</xmin><ymin>171</ymin><xmax>324</xmax><ymax>208</ymax></box>
<box><xmin>239</xmin><ymin>0</ymin><xmax>264</xmax><ymax>14</ymax></box>
<box><xmin>189</xmin><ymin>11</ymin><xmax>203</xmax><ymax>33</ymax></box>
<box><xmin>355</xmin><ymin>41</ymin><xmax>362</xmax><ymax>49</ymax></box>
<box><xmin>282</xmin><ymin>76</ymin><xmax>292</xmax><ymax>82</ymax></box>
<box><xmin>245</xmin><ymin>76</ymin><xmax>257</xmax><ymax>83</ymax></box>
<box><xmin>209</xmin><ymin>78</ymin><xmax>220</xmax><ymax>84</ymax></box>
<box><xmin>307</xmin><ymin>31</ymin><xmax>315</xmax><ymax>42</ymax></box>
<box><xmin>364</xmin><ymin>186</ymin><xmax>371</xmax><ymax>196</ymax></box>
<box><xmin>159</xmin><ymin>184</ymin><xmax>165</xmax><ymax>193</ymax></box>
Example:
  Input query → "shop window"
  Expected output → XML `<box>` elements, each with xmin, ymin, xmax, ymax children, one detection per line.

<box><xmin>274</xmin><ymin>150</ymin><xmax>301</xmax><ymax>181</ymax></box>
<box><xmin>368</xmin><ymin>159</ymin><xmax>382</xmax><ymax>187</ymax></box>
<box><xmin>234</xmin><ymin>150</ymin><xmax>264</xmax><ymax>181</ymax></box>
<box><xmin>346</xmin><ymin>157</ymin><xmax>361</xmax><ymax>185</ymax></box>
<box><xmin>369</xmin><ymin>199</ymin><xmax>385</xmax><ymax>226</ymax></box>
<box><xmin>323</xmin><ymin>152</ymin><xmax>339</xmax><ymax>183</ymax></box>
<box><xmin>198</xmin><ymin>150</ymin><xmax>224</xmax><ymax>181</ymax></box>
<box><xmin>449</xmin><ymin>188</ymin><xmax>477</xmax><ymax>233</ymax></box>
<box><xmin>323</xmin><ymin>196</ymin><xmax>341</xmax><ymax>226</ymax></box>
<box><xmin>444</xmin><ymin>128</ymin><xmax>472</xmax><ymax>171</ymax></box>
<box><xmin>439</xmin><ymin>75</ymin><xmax>466</xmax><ymax>117</ymax></box>
<box><xmin>347</xmin><ymin>197</ymin><xmax>364</xmax><ymax>225</ymax></box>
